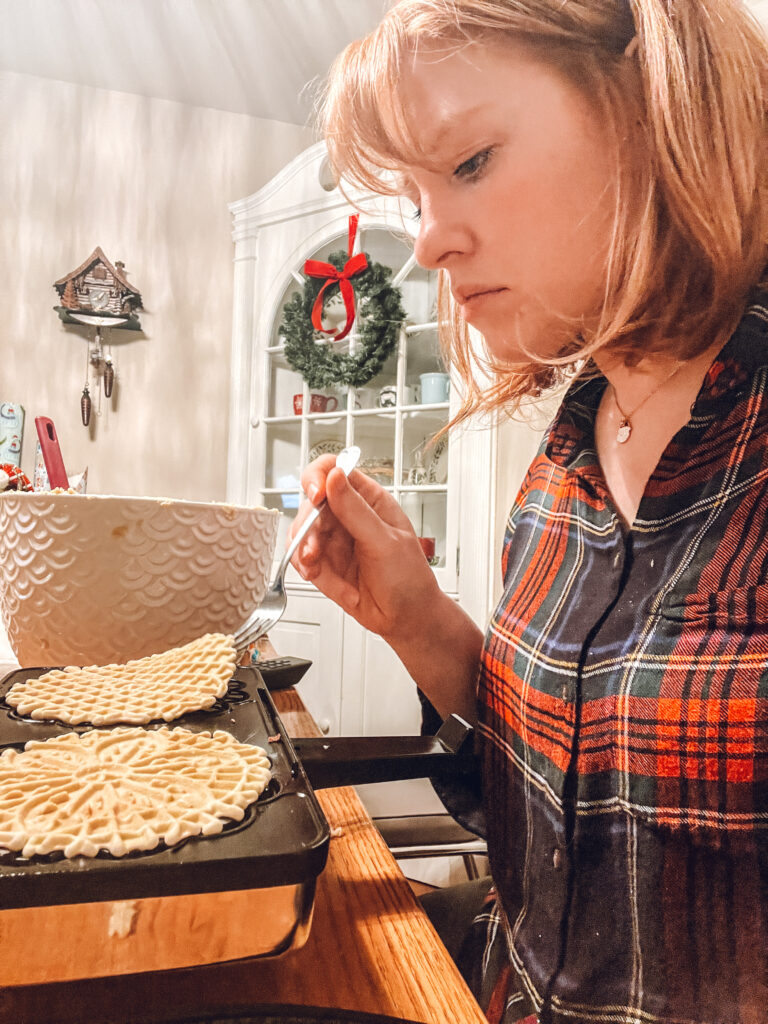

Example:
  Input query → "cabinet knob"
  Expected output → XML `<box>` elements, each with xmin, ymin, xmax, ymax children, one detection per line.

<box><xmin>318</xmin><ymin>718</ymin><xmax>332</xmax><ymax>735</ymax></box>
<box><xmin>250</xmin><ymin>416</ymin><xmax>260</xmax><ymax>428</ymax></box>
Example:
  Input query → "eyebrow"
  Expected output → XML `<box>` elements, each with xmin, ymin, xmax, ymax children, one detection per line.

<box><xmin>420</xmin><ymin>104</ymin><xmax>488</xmax><ymax>153</ymax></box>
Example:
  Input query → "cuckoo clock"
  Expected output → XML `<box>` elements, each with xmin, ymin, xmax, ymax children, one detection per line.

<box><xmin>53</xmin><ymin>248</ymin><xmax>144</xmax><ymax>426</ymax></box>
<box><xmin>54</xmin><ymin>246</ymin><xmax>143</xmax><ymax>326</ymax></box>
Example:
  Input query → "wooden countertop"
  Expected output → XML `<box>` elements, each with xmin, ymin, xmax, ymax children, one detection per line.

<box><xmin>0</xmin><ymin>667</ymin><xmax>487</xmax><ymax>1024</ymax></box>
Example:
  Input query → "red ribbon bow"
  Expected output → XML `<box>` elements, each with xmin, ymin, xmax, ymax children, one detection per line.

<box><xmin>303</xmin><ymin>214</ymin><xmax>368</xmax><ymax>342</ymax></box>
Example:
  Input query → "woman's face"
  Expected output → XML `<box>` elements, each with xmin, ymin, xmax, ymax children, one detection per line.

<box><xmin>398</xmin><ymin>40</ymin><xmax>621</xmax><ymax>363</ymax></box>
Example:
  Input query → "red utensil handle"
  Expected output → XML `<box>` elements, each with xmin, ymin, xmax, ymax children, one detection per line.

<box><xmin>34</xmin><ymin>416</ymin><xmax>69</xmax><ymax>489</ymax></box>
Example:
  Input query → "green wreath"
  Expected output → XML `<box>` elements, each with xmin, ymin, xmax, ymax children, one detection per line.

<box><xmin>280</xmin><ymin>249</ymin><xmax>406</xmax><ymax>390</ymax></box>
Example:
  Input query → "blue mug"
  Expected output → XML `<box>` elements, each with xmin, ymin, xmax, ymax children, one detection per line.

<box><xmin>419</xmin><ymin>372</ymin><xmax>450</xmax><ymax>404</ymax></box>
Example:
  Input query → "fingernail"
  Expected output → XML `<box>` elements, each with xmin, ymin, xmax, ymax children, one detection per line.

<box><xmin>308</xmin><ymin>484</ymin><xmax>319</xmax><ymax>503</ymax></box>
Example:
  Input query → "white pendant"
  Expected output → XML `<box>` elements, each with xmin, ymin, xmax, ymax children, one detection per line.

<box><xmin>616</xmin><ymin>419</ymin><xmax>631</xmax><ymax>444</ymax></box>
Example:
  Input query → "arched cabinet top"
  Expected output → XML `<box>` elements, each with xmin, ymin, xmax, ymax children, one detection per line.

<box><xmin>229</xmin><ymin>141</ymin><xmax>403</xmax><ymax>240</ymax></box>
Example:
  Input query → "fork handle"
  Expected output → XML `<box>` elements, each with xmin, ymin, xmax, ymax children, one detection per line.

<box><xmin>276</xmin><ymin>445</ymin><xmax>360</xmax><ymax>581</ymax></box>
<box><xmin>274</xmin><ymin>500</ymin><xmax>325</xmax><ymax>581</ymax></box>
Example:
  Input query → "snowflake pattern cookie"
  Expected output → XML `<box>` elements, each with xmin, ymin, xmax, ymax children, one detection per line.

<box><xmin>0</xmin><ymin>726</ymin><xmax>272</xmax><ymax>858</ymax></box>
<box><xmin>5</xmin><ymin>633</ymin><xmax>237</xmax><ymax>726</ymax></box>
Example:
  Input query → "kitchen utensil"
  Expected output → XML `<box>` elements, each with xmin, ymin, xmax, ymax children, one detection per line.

<box><xmin>233</xmin><ymin>446</ymin><xmax>361</xmax><ymax>654</ymax></box>
<box><xmin>0</xmin><ymin>661</ymin><xmax>476</xmax><ymax>976</ymax></box>
<box><xmin>0</xmin><ymin>666</ymin><xmax>325</xmax><ymax>916</ymax></box>
<box><xmin>0</xmin><ymin>492</ymin><xmax>279</xmax><ymax>666</ymax></box>
<box><xmin>34</xmin><ymin>416</ymin><xmax>69</xmax><ymax>488</ymax></box>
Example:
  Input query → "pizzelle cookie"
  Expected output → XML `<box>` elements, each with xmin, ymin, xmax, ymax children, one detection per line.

<box><xmin>0</xmin><ymin>726</ymin><xmax>272</xmax><ymax>858</ymax></box>
<box><xmin>4</xmin><ymin>633</ymin><xmax>237</xmax><ymax>726</ymax></box>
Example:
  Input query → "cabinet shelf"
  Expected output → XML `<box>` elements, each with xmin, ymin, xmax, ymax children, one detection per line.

<box><xmin>280</xmin><ymin>405</ymin><xmax>449</xmax><ymax>418</ymax></box>
<box><xmin>402</xmin><ymin>402</ymin><xmax>448</xmax><ymax>413</ymax></box>
<box><xmin>404</xmin><ymin>321</ymin><xmax>438</xmax><ymax>335</ymax></box>
<box><xmin>262</xmin><ymin>405</ymin><xmax>448</xmax><ymax>424</ymax></box>
<box><xmin>397</xmin><ymin>484</ymin><xmax>448</xmax><ymax>493</ymax></box>
<box><xmin>263</xmin><ymin>413</ymin><xmax>344</xmax><ymax>425</ymax></box>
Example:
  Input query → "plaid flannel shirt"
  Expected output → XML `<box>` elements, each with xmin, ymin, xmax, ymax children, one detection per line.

<box><xmin>477</xmin><ymin>296</ymin><xmax>768</xmax><ymax>1024</ymax></box>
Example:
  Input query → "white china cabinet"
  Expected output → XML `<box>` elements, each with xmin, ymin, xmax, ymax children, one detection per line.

<box><xmin>226</xmin><ymin>143</ymin><xmax>544</xmax><ymax>782</ymax></box>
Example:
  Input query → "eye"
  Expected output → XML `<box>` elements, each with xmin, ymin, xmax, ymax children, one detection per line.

<box><xmin>454</xmin><ymin>147</ymin><xmax>495</xmax><ymax>181</ymax></box>
<box><xmin>411</xmin><ymin>207</ymin><xmax>422</xmax><ymax>222</ymax></box>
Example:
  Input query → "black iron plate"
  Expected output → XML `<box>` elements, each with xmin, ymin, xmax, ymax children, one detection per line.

<box><xmin>0</xmin><ymin>665</ymin><xmax>330</xmax><ymax>909</ymax></box>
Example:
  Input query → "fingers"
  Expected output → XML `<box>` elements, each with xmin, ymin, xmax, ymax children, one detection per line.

<box><xmin>300</xmin><ymin>454</ymin><xmax>337</xmax><ymax>506</ymax></box>
<box><xmin>310</xmin><ymin>570</ymin><xmax>361</xmax><ymax>615</ymax></box>
<box><xmin>290</xmin><ymin>457</ymin><xmax>417</xmax><ymax>583</ymax></box>
<box><xmin>291</xmin><ymin>512</ymin><xmax>335</xmax><ymax>571</ymax></box>
<box><xmin>324</xmin><ymin>467</ymin><xmax>407</xmax><ymax>549</ymax></box>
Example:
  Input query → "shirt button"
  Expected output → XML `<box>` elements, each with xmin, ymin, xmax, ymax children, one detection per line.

<box><xmin>561</xmin><ymin>684</ymin><xmax>569</xmax><ymax>703</ymax></box>
<box><xmin>553</xmin><ymin>848</ymin><xmax>564</xmax><ymax>870</ymax></box>
<box><xmin>613</xmin><ymin>551</ymin><xmax>622</xmax><ymax>569</ymax></box>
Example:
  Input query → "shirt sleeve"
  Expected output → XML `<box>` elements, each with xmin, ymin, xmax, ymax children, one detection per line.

<box><xmin>418</xmin><ymin>687</ymin><xmax>487</xmax><ymax>838</ymax></box>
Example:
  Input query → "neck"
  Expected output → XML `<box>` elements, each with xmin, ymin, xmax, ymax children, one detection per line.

<box><xmin>593</xmin><ymin>339</ymin><xmax>722</xmax><ymax>416</ymax></box>
<box><xmin>592</xmin><ymin>337</ymin><xmax>726</xmax><ymax>526</ymax></box>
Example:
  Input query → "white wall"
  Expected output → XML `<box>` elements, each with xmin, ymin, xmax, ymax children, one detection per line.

<box><xmin>0</xmin><ymin>70</ymin><xmax>312</xmax><ymax>500</ymax></box>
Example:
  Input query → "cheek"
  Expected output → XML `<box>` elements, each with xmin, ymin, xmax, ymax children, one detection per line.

<box><xmin>507</xmin><ymin>157</ymin><xmax>615</xmax><ymax>309</ymax></box>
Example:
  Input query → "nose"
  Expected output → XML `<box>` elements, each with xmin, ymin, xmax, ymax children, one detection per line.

<box><xmin>412</xmin><ymin>191</ymin><xmax>472</xmax><ymax>271</ymax></box>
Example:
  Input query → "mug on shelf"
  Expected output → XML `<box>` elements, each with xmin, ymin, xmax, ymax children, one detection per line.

<box><xmin>357</xmin><ymin>387</ymin><xmax>377</xmax><ymax>409</ymax></box>
<box><xmin>338</xmin><ymin>391</ymin><xmax>359</xmax><ymax>411</ymax></box>
<box><xmin>419</xmin><ymin>373</ymin><xmax>450</xmax><ymax>405</ymax></box>
<box><xmin>377</xmin><ymin>385</ymin><xmax>398</xmax><ymax>408</ymax></box>
<box><xmin>293</xmin><ymin>392</ymin><xmax>338</xmax><ymax>415</ymax></box>
<box><xmin>418</xmin><ymin>536</ymin><xmax>435</xmax><ymax>559</ymax></box>
<box><xmin>417</xmin><ymin>536</ymin><xmax>439</xmax><ymax>566</ymax></box>
<box><xmin>340</xmin><ymin>386</ymin><xmax>376</xmax><ymax>411</ymax></box>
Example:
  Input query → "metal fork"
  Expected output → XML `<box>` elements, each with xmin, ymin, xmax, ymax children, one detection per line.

<box><xmin>233</xmin><ymin>445</ymin><xmax>361</xmax><ymax>654</ymax></box>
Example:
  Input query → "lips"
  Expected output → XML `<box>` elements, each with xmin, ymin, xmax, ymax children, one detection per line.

<box><xmin>453</xmin><ymin>286</ymin><xmax>507</xmax><ymax>304</ymax></box>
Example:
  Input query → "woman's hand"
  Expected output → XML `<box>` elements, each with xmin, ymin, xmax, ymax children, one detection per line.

<box><xmin>288</xmin><ymin>454</ymin><xmax>484</xmax><ymax>723</ymax></box>
<box><xmin>289</xmin><ymin>455</ymin><xmax>439</xmax><ymax>643</ymax></box>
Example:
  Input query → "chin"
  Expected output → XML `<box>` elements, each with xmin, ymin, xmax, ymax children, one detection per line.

<box><xmin>482</xmin><ymin>311</ymin><xmax>581</xmax><ymax>366</ymax></box>
<box><xmin>471</xmin><ymin>320</ymin><xmax>535</xmax><ymax>365</ymax></box>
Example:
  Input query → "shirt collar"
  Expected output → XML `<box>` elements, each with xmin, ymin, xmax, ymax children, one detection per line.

<box><xmin>545</xmin><ymin>291</ymin><xmax>768</xmax><ymax>471</ymax></box>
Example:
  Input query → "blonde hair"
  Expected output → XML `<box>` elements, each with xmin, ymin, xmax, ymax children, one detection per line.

<box><xmin>320</xmin><ymin>0</ymin><xmax>768</xmax><ymax>422</ymax></box>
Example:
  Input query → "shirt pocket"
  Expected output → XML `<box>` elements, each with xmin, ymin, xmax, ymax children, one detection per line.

<box><xmin>634</xmin><ymin>584</ymin><xmax>768</xmax><ymax>838</ymax></box>
<box><xmin>660</xmin><ymin>582</ymin><xmax>768</xmax><ymax>629</ymax></box>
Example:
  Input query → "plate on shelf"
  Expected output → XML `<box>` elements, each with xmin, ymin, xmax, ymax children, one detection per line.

<box><xmin>308</xmin><ymin>439</ymin><xmax>344</xmax><ymax>463</ymax></box>
<box><xmin>360</xmin><ymin>457</ymin><xmax>394</xmax><ymax>485</ymax></box>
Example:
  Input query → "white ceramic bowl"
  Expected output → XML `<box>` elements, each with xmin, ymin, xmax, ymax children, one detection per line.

<box><xmin>0</xmin><ymin>491</ymin><xmax>280</xmax><ymax>667</ymax></box>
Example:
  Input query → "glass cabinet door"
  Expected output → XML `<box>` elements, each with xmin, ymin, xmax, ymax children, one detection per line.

<box><xmin>258</xmin><ymin>222</ymin><xmax>456</xmax><ymax>588</ymax></box>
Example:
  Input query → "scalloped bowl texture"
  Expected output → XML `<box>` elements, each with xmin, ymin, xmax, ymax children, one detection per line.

<box><xmin>0</xmin><ymin>491</ymin><xmax>281</xmax><ymax>667</ymax></box>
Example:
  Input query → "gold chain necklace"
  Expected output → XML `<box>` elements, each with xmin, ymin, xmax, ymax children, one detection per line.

<box><xmin>611</xmin><ymin>361</ymin><xmax>684</xmax><ymax>444</ymax></box>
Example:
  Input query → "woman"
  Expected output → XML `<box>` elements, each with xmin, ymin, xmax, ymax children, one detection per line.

<box><xmin>291</xmin><ymin>2</ymin><xmax>768</xmax><ymax>1021</ymax></box>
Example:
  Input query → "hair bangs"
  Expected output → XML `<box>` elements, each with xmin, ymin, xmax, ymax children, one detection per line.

<box><xmin>321</xmin><ymin>18</ymin><xmax>433</xmax><ymax>197</ymax></box>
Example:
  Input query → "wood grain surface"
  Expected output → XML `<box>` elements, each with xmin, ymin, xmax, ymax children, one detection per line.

<box><xmin>0</xmin><ymin>669</ymin><xmax>488</xmax><ymax>1024</ymax></box>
